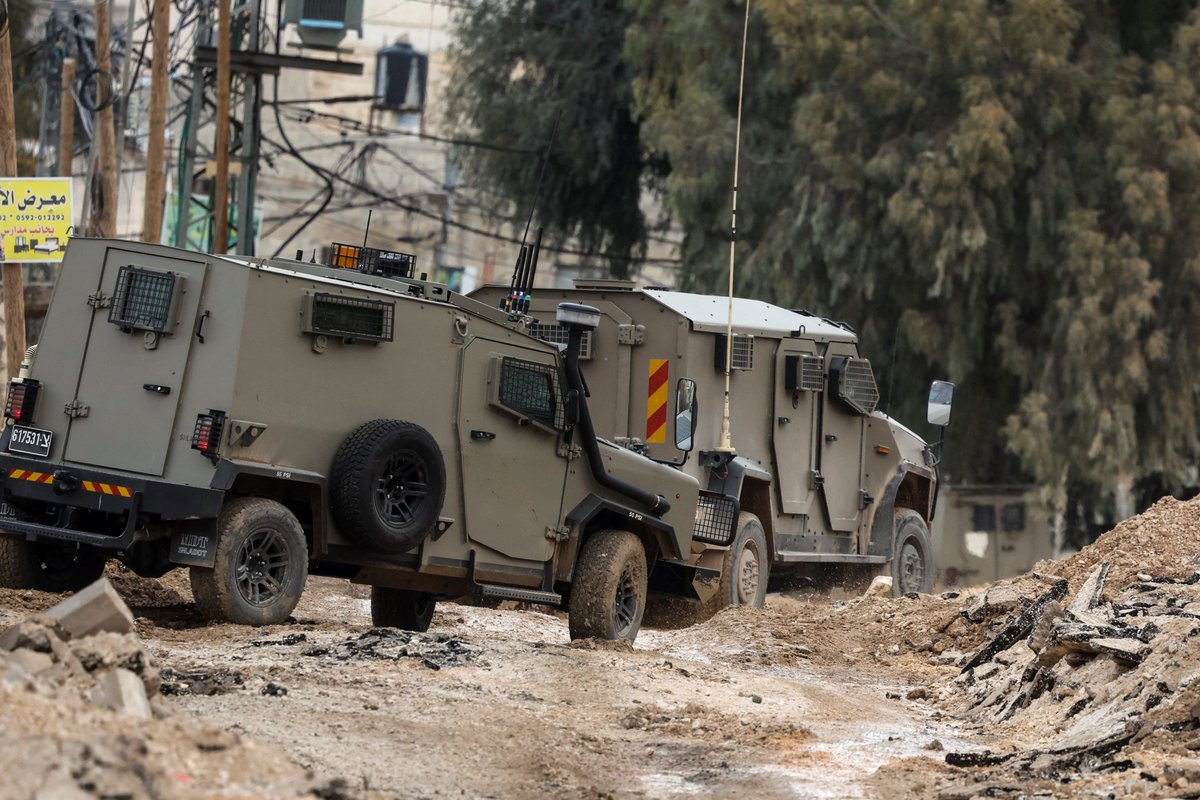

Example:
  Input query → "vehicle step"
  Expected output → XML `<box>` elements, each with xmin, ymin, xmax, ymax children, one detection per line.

<box><xmin>478</xmin><ymin>584</ymin><xmax>562</xmax><ymax>605</ymax></box>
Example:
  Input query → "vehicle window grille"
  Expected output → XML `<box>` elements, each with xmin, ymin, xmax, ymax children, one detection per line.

<box><xmin>309</xmin><ymin>293</ymin><xmax>395</xmax><ymax>342</ymax></box>
<box><xmin>528</xmin><ymin>322</ymin><xmax>592</xmax><ymax>359</ymax></box>
<box><xmin>714</xmin><ymin>333</ymin><xmax>754</xmax><ymax>371</ymax></box>
<box><xmin>693</xmin><ymin>492</ymin><xmax>739</xmax><ymax>546</ymax></box>
<box><xmin>831</xmin><ymin>357</ymin><xmax>879</xmax><ymax>415</ymax></box>
<box><xmin>302</xmin><ymin>0</ymin><xmax>345</xmax><ymax>22</ymax></box>
<box><xmin>108</xmin><ymin>266</ymin><xmax>177</xmax><ymax>333</ymax></box>
<box><xmin>800</xmin><ymin>354</ymin><xmax>825</xmax><ymax>391</ymax></box>
<box><xmin>499</xmin><ymin>357</ymin><xmax>563</xmax><ymax>429</ymax></box>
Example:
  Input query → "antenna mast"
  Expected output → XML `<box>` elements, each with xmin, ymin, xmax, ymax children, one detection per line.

<box><xmin>717</xmin><ymin>0</ymin><xmax>753</xmax><ymax>454</ymax></box>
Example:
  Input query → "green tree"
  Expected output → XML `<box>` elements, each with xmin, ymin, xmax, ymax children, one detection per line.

<box><xmin>628</xmin><ymin>0</ymin><xmax>1200</xmax><ymax>523</ymax></box>
<box><xmin>447</xmin><ymin>0</ymin><xmax>658</xmax><ymax>278</ymax></box>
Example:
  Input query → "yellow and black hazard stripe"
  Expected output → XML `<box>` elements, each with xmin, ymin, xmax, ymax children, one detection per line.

<box><xmin>8</xmin><ymin>468</ymin><xmax>132</xmax><ymax>498</ymax></box>
<box><xmin>645</xmin><ymin>358</ymin><xmax>669</xmax><ymax>443</ymax></box>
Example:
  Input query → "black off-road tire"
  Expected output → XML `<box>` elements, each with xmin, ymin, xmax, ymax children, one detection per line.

<box><xmin>717</xmin><ymin>512</ymin><xmax>769</xmax><ymax>608</ymax></box>
<box><xmin>191</xmin><ymin>497</ymin><xmax>308</xmax><ymax>626</ymax></box>
<box><xmin>891</xmin><ymin>508</ymin><xmax>934</xmax><ymax>596</ymax></box>
<box><xmin>0</xmin><ymin>533</ymin><xmax>107</xmax><ymax>592</ymax></box>
<box><xmin>568</xmin><ymin>530</ymin><xmax>648</xmax><ymax>642</ymax></box>
<box><xmin>330</xmin><ymin>419</ymin><xmax>446</xmax><ymax>554</ymax></box>
<box><xmin>371</xmin><ymin>587</ymin><xmax>435</xmax><ymax>632</ymax></box>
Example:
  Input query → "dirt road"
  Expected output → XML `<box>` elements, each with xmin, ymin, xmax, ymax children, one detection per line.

<box><xmin>124</xmin><ymin>578</ymin><xmax>964</xmax><ymax>799</ymax></box>
<box><xmin>6</xmin><ymin>496</ymin><xmax>1200</xmax><ymax>798</ymax></box>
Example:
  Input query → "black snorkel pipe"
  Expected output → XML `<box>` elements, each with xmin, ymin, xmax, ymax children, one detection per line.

<box><xmin>559</xmin><ymin>303</ymin><xmax>671</xmax><ymax>517</ymax></box>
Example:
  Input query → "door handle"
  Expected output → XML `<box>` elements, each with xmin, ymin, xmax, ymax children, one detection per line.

<box><xmin>470</xmin><ymin>430</ymin><xmax>496</xmax><ymax>441</ymax></box>
<box><xmin>143</xmin><ymin>384</ymin><xmax>171</xmax><ymax>395</ymax></box>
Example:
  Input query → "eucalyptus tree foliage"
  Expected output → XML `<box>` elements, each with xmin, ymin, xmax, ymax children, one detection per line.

<box><xmin>447</xmin><ymin>0</ymin><xmax>657</xmax><ymax>278</ymax></box>
<box><xmin>629</xmin><ymin>0</ymin><xmax>1200</xmax><ymax>508</ymax></box>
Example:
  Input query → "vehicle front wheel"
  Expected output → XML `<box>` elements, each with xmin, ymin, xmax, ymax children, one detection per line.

<box><xmin>371</xmin><ymin>587</ymin><xmax>435</xmax><ymax>632</ymax></box>
<box><xmin>891</xmin><ymin>508</ymin><xmax>934</xmax><ymax>596</ymax></box>
<box><xmin>568</xmin><ymin>530</ymin><xmax>648</xmax><ymax>642</ymax></box>
<box><xmin>0</xmin><ymin>534</ymin><xmax>107</xmax><ymax>592</ymax></box>
<box><xmin>191</xmin><ymin>498</ymin><xmax>308</xmax><ymax>626</ymax></box>
<box><xmin>717</xmin><ymin>512</ymin><xmax>768</xmax><ymax>608</ymax></box>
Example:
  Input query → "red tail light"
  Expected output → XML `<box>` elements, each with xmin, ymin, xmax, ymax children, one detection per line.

<box><xmin>191</xmin><ymin>410</ymin><xmax>226</xmax><ymax>455</ymax></box>
<box><xmin>5</xmin><ymin>380</ymin><xmax>40</xmax><ymax>423</ymax></box>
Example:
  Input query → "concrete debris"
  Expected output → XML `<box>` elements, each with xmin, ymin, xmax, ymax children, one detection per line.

<box><xmin>0</xmin><ymin>579</ymin><xmax>159</xmax><ymax>721</ymax></box>
<box><xmin>44</xmin><ymin>578</ymin><xmax>135</xmax><ymax>638</ymax></box>
<box><xmin>948</xmin><ymin>559</ymin><xmax>1200</xmax><ymax>784</ymax></box>
<box><xmin>312</xmin><ymin>628</ymin><xmax>483</xmax><ymax>670</ymax></box>
<box><xmin>159</xmin><ymin>666</ymin><xmax>246</xmax><ymax>696</ymax></box>
<box><xmin>864</xmin><ymin>576</ymin><xmax>893</xmax><ymax>597</ymax></box>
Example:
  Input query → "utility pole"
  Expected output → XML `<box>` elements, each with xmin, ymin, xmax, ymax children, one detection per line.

<box><xmin>0</xmin><ymin>5</ymin><xmax>26</xmax><ymax>380</ymax></box>
<box><xmin>59</xmin><ymin>58</ymin><xmax>76</xmax><ymax>178</ymax></box>
<box><xmin>213</xmin><ymin>0</ymin><xmax>231</xmax><ymax>253</ymax></box>
<box><xmin>143</xmin><ymin>0</ymin><xmax>168</xmax><ymax>242</ymax></box>
<box><xmin>92</xmin><ymin>0</ymin><xmax>117</xmax><ymax>237</ymax></box>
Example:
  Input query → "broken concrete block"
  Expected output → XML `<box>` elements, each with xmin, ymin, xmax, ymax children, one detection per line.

<box><xmin>7</xmin><ymin>649</ymin><xmax>53</xmax><ymax>677</ymax></box>
<box><xmin>89</xmin><ymin>668</ymin><xmax>152</xmax><ymax>719</ymax></box>
<box><xmin>46</xmin><ymin>579</ymin><xmax>135</xmax><ymax>639</ymax></box>
<box><xmin>1068</xmin><ymin>563</ymin><xmax>1110</xmax><ymax>616</ymax></box>
<box><xmin>965</xmin><ymin>584</ymin><xmax>1023</xmax><ymax>622</ymax></box>
<box><xmin>864</xmin><ymin>576</ymin><xmax>892</xmax><ymax>597</ymax></box>
<box><xmin>962</xmin><ymin>579</ymin><xmax>1068</xmax><ymax>673</ymax></box>
<box><xmin>0</xmin><ymin>621</ymin><xmax>55</xmax><ymax>653</ymax></box>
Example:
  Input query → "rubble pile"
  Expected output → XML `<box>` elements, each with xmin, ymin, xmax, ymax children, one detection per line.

<box><xmin>0</xmin><ymin>578</ymin><xmax>359</xmax><ymax>799</ymax></box>
<box><xmin>305</xmin><ymin>627</ymin><xmax>483</xmax><ymax>670</ymax></box>
<box><xmin>937</xmin><ymin>497</ymin><xmax>1200</xmax><ymax>796</ymax></box>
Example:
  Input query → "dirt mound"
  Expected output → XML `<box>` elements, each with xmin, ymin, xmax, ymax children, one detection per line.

<box><xmin>1038</xmin><ymin>495</ymin><xmax>1200</xmax><ymax>594</ymax></box>
<box><xmin>923</xmin><ymin>497</ymin><xmax>1200</xmax><ymax>797</ymax></box>
<box><xmin>0</xmin><ymin>581</ymin><xmax>362</xmax><ymax>799</ymax></box>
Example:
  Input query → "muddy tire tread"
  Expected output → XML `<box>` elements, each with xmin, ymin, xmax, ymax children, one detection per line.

<box><xmin>568</xmin><ymin>529</ymin><xmax>647</xmax><ymax>642</ymax></box>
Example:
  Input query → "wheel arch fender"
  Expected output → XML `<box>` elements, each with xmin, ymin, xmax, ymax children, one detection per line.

<box><xmin>211</xmin><ymin>459</ymin><xmax>329</xmax><ymax>555</ymax></box>
<box><xmin>868</xmin><ymin>464</ymin><xmax>936</xmax><ymax>558</ymax></box>
<box><xmin>558</xmin><ymin>494</ymin><xmax>680</xmax><ymax>584</ymax></box>
<box><xmin>705</xmin><ymin>457</ymin><xmax>775</xmax><ymax>554</ymax></box>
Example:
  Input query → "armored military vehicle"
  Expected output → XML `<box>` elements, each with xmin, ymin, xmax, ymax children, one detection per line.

<box><xmin>472</xmin><ymin>280</ymin><xmax>953</xmax><ymax>602</ymax></box>
<box><xmin>0</xmin><ymin>239</ymin><xmax>739</xmax><ymax>640</ymax></box>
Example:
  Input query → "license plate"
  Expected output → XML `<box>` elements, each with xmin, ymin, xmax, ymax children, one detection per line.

<box><xmin>8</xmin><ymin>425</ymin><xmax>54</xmax><ymax>458</ymax></box>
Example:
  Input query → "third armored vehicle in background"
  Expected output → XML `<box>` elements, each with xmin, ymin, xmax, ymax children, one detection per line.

<box><xmin>473</xmin><ymin>280</ymin><xmax>952</xmax><ymax>603</ymax></box>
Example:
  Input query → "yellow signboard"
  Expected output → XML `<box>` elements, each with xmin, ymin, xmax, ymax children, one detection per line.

<box><xmin>0</xmin><ymin>178</ymin><xmax>74</xmax><ymax>263</ymax></box>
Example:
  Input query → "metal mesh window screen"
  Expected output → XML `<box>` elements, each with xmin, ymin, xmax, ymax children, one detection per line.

<box><xmin>302</xmin><ymin>0</ymin><xmax>345</xmax><ymax>21</ymax></box>
<box><xmin>715</xmin><ymin>334</ymin><xmax>754</xmax><ymax>371</ymax></box>
<box><xmin>693</xmin><ymin>492</ymin><xmax>739</xmax><ymax>546</ymax></box>
<box><xmin>499</xmin><ymin>357</ymin><xmax>563</xmax><ymax>429</ymax></box>
<box><xmin>800</xmin><ymin>354</ymin><xmax>825</xmax><ymax>391</ymax></box>
<box><xmin>109</xmin><ymin>266</ymin><xmax>176</xmax><ymax>332</ymax></box>
<box><xmin>528</xmin><ymin>322</ymin><xmax>592</xmax><ymax>359</ymax></box>
<box><xmin>309</xmin><ymin>294</ymin><xmax>395</xmax><ymax>342</ymax></box>
<box><xmin>842</xmin><ymin>358</ymin><xmax>879</xmax><ymax>413</ymax></box>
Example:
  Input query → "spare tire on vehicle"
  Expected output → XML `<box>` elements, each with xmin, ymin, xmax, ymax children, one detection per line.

<box><xmin>330</xmin><ymin>419</ymin><xmax>446</xmax><ymax>553</ymax></box>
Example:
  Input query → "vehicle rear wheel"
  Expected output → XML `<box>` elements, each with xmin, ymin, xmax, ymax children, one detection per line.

<box><xmin>891</xmin><ymin>508</ymin><xmax>934</xmax><ymax>596</ymax></box>
<box><xmin>191</xmin><ymin>497</ymin><xmax>308</xmax><ymax>626</ymax></box>
<box><xmin>0</xmin><ymin>534</ymin><xmax>107</xmax><ymax>592</ymax></box>
<box><xmin>717</xmin><ymin>512</ymin><xmax>768</xmax><ymax>608</ymax></box>
<box><xmin>371</xmin><ymin>587</ymin><xmax>435</xmax><ymax>632</ymax></box>
<box><xmin>330</xmin><ymin>419</ymin><xmax>446</xmax><ymax>554</ymax></box>
<box><xmin>568</xmin><ymin>530</ymin><xmax>648</xmax><ymax>642</ymax></box>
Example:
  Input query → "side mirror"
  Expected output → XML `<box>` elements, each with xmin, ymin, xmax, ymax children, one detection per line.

<box><xmin>674</xmin><ymin>378</ymin><xmax>698</xmax><ymax>452</ymax></box>
<box><xmin>564</xmin><ymin>388</ymin><xmax>581</xmax><ymax>428</ymax></box>
<box><xmin>928</xmin><ymin>380</ymin><xmax>954</xmax><ymax>427</ymax></box>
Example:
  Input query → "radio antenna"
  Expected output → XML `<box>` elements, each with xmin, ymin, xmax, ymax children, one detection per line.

<box><xmin>717</xmin><ymin>0</ymin><xmax>752</xmax><ymax>455</ymax></box>
<box><xmin>362</xmin><ymin>209</ymin><xmax>373</xmax><ymax>250</ymax></box>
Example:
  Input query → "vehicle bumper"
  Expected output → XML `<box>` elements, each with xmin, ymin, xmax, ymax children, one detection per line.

<box><xmin>0</xmin><ymin>453</ymin><xmax>223</xmax><ymax>550</ymax></box>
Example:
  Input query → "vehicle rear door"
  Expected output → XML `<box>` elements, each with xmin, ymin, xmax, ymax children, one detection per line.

<box><xmin>63</xmin><ymin>247</ymin><xmax>208</xmax><ymax>476</ymax></box>
<box><xmin>818</xmin><ymin>343</ymin><xmax>870</xmax><ymax>532</ymax></box>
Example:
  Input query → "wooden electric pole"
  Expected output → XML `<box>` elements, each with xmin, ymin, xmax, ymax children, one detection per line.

<box><xmin>143</xmin><ymin>0</ymin><xmax>168</xmax><ymax>242</ymax></box>
<box><xmin>59</xmin><ymin>58</ymin><xmax>76</xmax><ymax>178</ymax></box>
<box><xmin>92</xmin><ymin>0</ymin><xmax>117</xmax><ymax>238</ymax></box>
<box><xmin>0</xmin><ymin>7</ymin><xmax>26</xmax><ymax>381</ymax></box>
<box><xmin>213</xmin><ymin>0</ymin><xmax>231</xmax><ymax>254</ymax></box>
